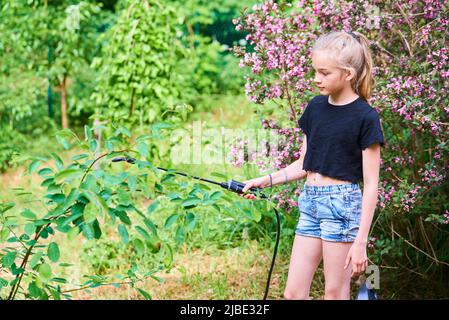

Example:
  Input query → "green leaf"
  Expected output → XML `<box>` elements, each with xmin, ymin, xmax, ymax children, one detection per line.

<box><xmin>161</xmin><ymin>173</ymin><xmax>175</xmax><ymax>184</ymax></box>
<box><xmin>0</xmin><ymin>202</ymin><xmax>15</xmax><ymax>214</ymax></box>
<box><xmin>50</xmin><ymin>289</ymin><xmax>61</xmax><ymax>300</ymax></box>
<box><xmin>185</xmin><ymin>212</ymin><xmax>196</xmax><ymax>231</ymax></box>
<box><xmin>117</xmin><ymin>188</ymin><xmax>131</xmax><ymax>206</ymax></box>
<box><xmin>137</xmin><ymin>288</ymin><xmax>152</xmax><ymax>300</ymax></box>
<box><xmin>147</xmin><ymin>200</ymin><xmax>159</xmax><ymax>214</ymax></box>
<box><xmin>84</xmin><ymin>125</ymin><xmax>93</xmax><ymax>141</ymax></box>
<box><xmin>0</xmin><ymin>277</ymin><xmax>8</xmax><ymax>289</ymax></box>
<box><xmin>150</xmin><ymin>274</ymin><xmax>164</xmax><ymax>283</ymax></box>
<box><xmin>52</xmin><ymin>277</ymin><xmax>67</xmax><ymax>284</ymax></box>
<box><xmin>92</xmin><ymin>219</ymin><xmax>102</xmax><ymax>239</ymax></box>
<box><xmin>38</xmin><ymin>168</ymin><xmax>53</xmax><ymax>176</ymax></box>
<box><xmin>135</xmin><ymin>226</ymin><xmax>150</xmax><ymax>240</ymax></box>
<box><xmin>211</xmin><ymin>172</ymin><xmax>227</xmax><ymax>179</ymax></box>
<box><xmin>28</xmin><ymin>160</ymin><xmax>42</xmax><ymax>174</ymax></box>
<box><xmin>4</xmin><ymin>219</ymin><xmax>18</xmax><ymax>228</ymax></box>
<box><xmin>38</xmin><ymin>263</ymin><xmax>52</xmax><ymax>281</ymax></box>
<box><xmin>11</xmin><ymin>263</ymin><xmax>25</xmax><ymax>275</ymax></box>
<box><xmin>137</xmin><ymin>141</ymin><xmax>149</xmax><ymax>158</ymax></box>
<box><xmin>21</xmin><ymin>209</ymin><xmax>37</xmax><ymax>220</ymax></box>
<box><xmin>151</xmin><ymin>122</ymin><xmax>173</xmax><ymax>131</ymax></box>
<box><xmin>135</xmin><ymin>134</ymin><xmax>154</xmax><ymax>142</ymax></box>
<box><xmin>82</xmin><ymin>223</ymin><xmax>95</xmax><ymax>240</ymax></box>
<box><xmin>115</xmin><ymin>210</ymin><xmax>132</xmax><ymax>225</ymax></box>
<box><xmin>30</xmin><ymin>251</ymin><xmax>44</xmax><ymax>269</ymax></box>
<box><xmin>0</xmin><ymin>229</ymin><xmax>10</xmax><ymax>242</ymax></box>
<box><xmin>50</xmin><ymin>153</ymin><xmax>64</xmax><ymax>170</ymax></box>
<box><xmin>164</xmin><ymin>213</ymin><xmax>179</xmax><ymax>229</ymax></box>
<box><xmin>59</xmin><ymin>210</ymin><xmax>83</xmax><ymax>228</ymax></box>
<box><xmin>72</xmin><ymin>154</ymin><xmax>89</xmax><ymax>161</ymax></box>
<box><xmin>26</xmin><ymin>239</ymin><xmax>37</xmax><ymax>246</ymax></box>
<box><xmin>2</xmin><ymin>251</ymin><xmax>16</xmax><ymax>268</ymax></box>
<box><xmin>175</xmin><ymin>226</ymin><xmax>186</xmax><ymax>244</ymax></box>
<box><xmin>181</xmin><ymin>197</ymin><xmax>201</xmax><ymax>208</ymax></box>
<box><xmin>133</xmin><ymin>238</ymin><xmax>145</xmax><ymax>255</ymax></box>
<box><xmin>115</xmin><ymin>126</ymin><xmax>132</xmax><ymax>137</ymax></box>
<box><xmin>167</xmin><ymin>192</ymin><xmax>181</xmax><ymax>200</ymax></box>
<box><xmin>202</xmin><ymin>199</ymin><xmax>216</xmax><ymax>206</ymax></box>
<box><xmin>82</xmin><ymin>190</ymin><xmax>109</xmax><ymax>217</ymax></box>
<box><xmin>67</xmin><ymin>226</ymin><xmax>80</xmax><ymax>241</ymax></box>
<box><xmin>56</xmin><ymin>136</ymin><xmax>70</xmax><ymax>150</ymax></box>
<box><xmin>47</xmin><ymin>242</ymin><xmax>60</xmax><ymax>263</ymax></box>
<box><xmin>46</xmin><ymin>189</ymin><xmax>80</xmax><ymax>218</ymax></box>
<box><xmin>28</xmin><ymin>282</ymin><xmax>44</xmax><ymax>298</ymax></box>
<box><xmin>128</xmin><ymin>176</ymin><xmax>137</xmax><ymax>193</ymax></box>
<box><xmin>24</xmin><ymin>223</ymin><xmax>36</xmax><ymax>235</ymax></box>
<box><xmin>54</xmin><ymin>168</ymin><xmax>84</xmax><ymax>184</ymax></box>
<box><xmin>210</xmin><ymin>191</ymin><xmax>223</xmax><ymax>200</ymax></box>
<box><xmin>45</xmin><ymin>193</ymin><xmax>65</xmax><ymax>203</ymax></box>
<box><xmin>41</xmin><ymin>177</ymin><xmax>55</xmax><ymax>188</ymax></box>
<box><xmin>55</xmin><ymin>130</ymin><xmax>77</xmax><ymax>150</ymax></box>
<box><xmin>83</xmin><ymin>202</ymin><xmax>99</xmax><ymax>224</ymax></box>
<box><xmin>89</xmin><ymin>139</ymin><xmax>98</xmax><ymax>152</ymax></box>
<box><xmin>144</xmin><ymin>218</ymin><xmax>157</xmax><ymax>235</ymax></box>
<box><xmin>118</xmin><ymin>225</ymin><xmax>129</xmax><ymax>244</ymax></box>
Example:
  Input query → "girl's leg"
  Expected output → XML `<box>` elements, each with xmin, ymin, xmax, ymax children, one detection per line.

<box><xmin>284</xmin><ymin>235</ymin><xmax>322</xmax><ymax>300</ymax></box>
<box><xmin>322</xmin><ymin>240</ymin><xmax>353</xmax><ymax>300</ymax></box>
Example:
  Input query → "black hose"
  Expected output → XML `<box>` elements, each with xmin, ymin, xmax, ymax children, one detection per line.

<box><xmin>263</xmin><ymin>206</ymin><xmax>280</xmax><ymax>300</ymax></box>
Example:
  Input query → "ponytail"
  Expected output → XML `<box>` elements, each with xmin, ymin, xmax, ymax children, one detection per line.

<box><xmin>351</xmin><ymin>31</ymin><xmax>374</xmax><ymax>101</ymax></box>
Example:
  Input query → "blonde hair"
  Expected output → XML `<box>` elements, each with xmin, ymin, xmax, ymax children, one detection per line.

<box><xmin>311</xmin><ymin>31</ymin><xmax>374</xmax><ymax>101</ymax></box>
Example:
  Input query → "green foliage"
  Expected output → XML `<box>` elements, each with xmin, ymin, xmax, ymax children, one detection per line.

<box><xmin>0</xmin><ymin>121</ymin><xmax>263</xmax><ymax>299</ymax></box>
<box><xmin>91</xmin><ymin>0</ymin><xmax>188</xmax><ymax>124</ymax></box>
<box><xmin>0</xmin><ymin>125</ymin><xmax>165</xmax><ymax>299</ymax></box>
<box><xmin>0</xmin><ymin>0</ymin><xmax>284</xmax><ymax>300</ymax></box>
<box><xmin>0</xmin><ymin>127</ymin><xmax>27</xmax><ymax>172</ymax></box>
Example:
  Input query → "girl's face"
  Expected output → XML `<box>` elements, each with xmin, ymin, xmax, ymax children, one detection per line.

<box><xmin>311</xmin><ymin>51</ymin><xmax>353</xmax><ymax>95</ymax></box>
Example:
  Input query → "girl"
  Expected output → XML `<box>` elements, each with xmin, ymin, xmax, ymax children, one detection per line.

<box><xmin>240</xmin><ymin>30</ymin><xmax>385</xmax><ymax>300</ymax></box>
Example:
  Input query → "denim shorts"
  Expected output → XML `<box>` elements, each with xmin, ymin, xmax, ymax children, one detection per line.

<box><xmin>295</xmin><ymin>183</ymin><xmax>363</xmax><ymax>242</ymax></box>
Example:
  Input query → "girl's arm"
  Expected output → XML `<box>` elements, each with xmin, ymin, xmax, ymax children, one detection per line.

<box><xmin>269</xmin><ymin>135</ymin><xmax>308</xmax><ymax>187</ymax></box>
<box><xmin>344</xmin><ymin>142</ymin><xmax>381</xmax><ymax>276</ymax></box>
<box><xmin>355</xmin><ymin>143</ymin><xmax>382</xmax><ymax>244</ymax></box>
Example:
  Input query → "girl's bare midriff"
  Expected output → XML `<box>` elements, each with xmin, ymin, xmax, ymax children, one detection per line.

<box><xmin>305</xmin><ymin>171</ymin><xmax>353</xmax><ymax>186</ymax></box>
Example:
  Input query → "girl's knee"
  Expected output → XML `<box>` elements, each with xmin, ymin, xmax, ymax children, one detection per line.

<box><xmin>324</xmin><ymin>286</ymin><xmax>350</xmax><ymax>300</ymax></box>
<box><xmin>283</xmin><ymin>290</ymin><xmax>311</xmax><ymax>300</ymax></box>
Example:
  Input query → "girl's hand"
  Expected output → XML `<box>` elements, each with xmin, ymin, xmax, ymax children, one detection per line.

<box><xmin>344</xmin><ymin>241</ymin><xmax>369</xmax><ymax>277</ymax></box>
<box><xmin>240</xmin><ymin>176</ymin><xmax>270</xmax><ymax>200</ymax></box>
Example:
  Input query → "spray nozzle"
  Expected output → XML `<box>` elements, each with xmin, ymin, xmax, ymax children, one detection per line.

<box><xmin>111</xmin><ymin>157</ymin><xmax>136</xmax><ymax>164</ymax></box>
<box><xmin>220</xmin><ymin>180</ymin><xmax>267</xmax><ymax>199</ymax></box>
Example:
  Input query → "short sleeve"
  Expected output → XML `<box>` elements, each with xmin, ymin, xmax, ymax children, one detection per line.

<box><xmin>298</xmin><ymin>103</ymin><xmax>310</xmax><ymax>135</ymax></box>
<box><xmin>359</xmin><ymin>109</ymin><xmax>385</xmax><ymax>150</ymax></box>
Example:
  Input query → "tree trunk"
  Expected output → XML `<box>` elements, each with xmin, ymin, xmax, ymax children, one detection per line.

<box><xmin>61</xmin><ymin>74</ymin><xmax>69</xmax><ymax>129</ymax></box>
<box><xmin>129</xmin><ymin>87</ymin><xmax>136</xmax><ymax>119</ymax></box>
<box><xmin>93</xmin><ymin>116</ymin><xmax>102</xmax><ymax>170</ymax></box>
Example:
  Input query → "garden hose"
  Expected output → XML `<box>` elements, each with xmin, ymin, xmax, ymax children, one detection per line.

<box><xmin>111</xmin><ymin>156</ymin><xmax>280</xmax><ymax>300</ymax></box>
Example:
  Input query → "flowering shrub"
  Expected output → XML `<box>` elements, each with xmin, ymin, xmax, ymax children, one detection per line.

<box><xmin>231</xmin><ymin>0</ymin><xmax>449</xmax><ymax>296</ymax></box>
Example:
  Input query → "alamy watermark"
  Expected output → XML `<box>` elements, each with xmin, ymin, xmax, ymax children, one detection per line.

<box><xmin>169</xmin><ymin>121</ymin><xmax>300</xmax><ymax>166</ymax></box>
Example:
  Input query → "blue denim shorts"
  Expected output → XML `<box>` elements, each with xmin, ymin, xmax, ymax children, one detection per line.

<box><xmin>295</xmin><ymin>183</ymin><xmax>363</xmax><ymax>242</ymax></box>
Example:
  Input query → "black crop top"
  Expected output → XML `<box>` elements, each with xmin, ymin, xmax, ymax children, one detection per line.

<box><xmin>298</xmin><ymin>95</ymin><xmax>385</xmax><ymax>183</ymax></box>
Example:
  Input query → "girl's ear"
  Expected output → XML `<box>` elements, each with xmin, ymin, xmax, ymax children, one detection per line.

<box><xmin>344</xmin><ymin>68</ymin><xmax>356</xmax><ymax>82</ymax></box>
